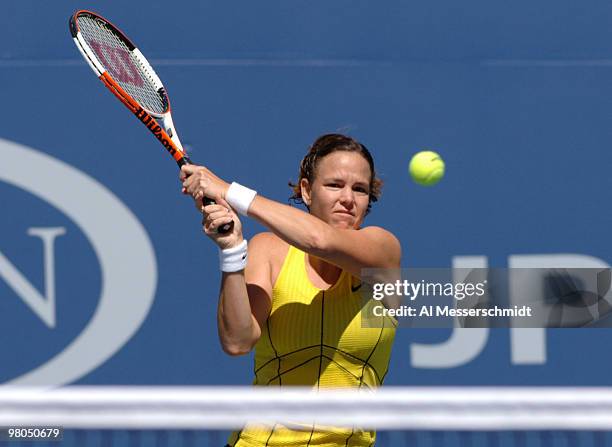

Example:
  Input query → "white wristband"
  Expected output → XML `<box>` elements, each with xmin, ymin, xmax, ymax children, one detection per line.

<box><xmin>219</xmin><ymin>239</ymin><xmax>248</xmax><ymax>272</ymax></box>
<box><xmin>226</xmin><ymin>182</ymin><xmax>257</xmax><ymax>216</ymax></box>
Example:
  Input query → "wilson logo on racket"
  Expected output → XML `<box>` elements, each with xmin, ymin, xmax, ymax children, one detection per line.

<box><xmin>88</xmin><ymin>41</ymin><xmax>143</xmax><ymax>87</ymax></box>
<box><xmin>135</xmin><ymin>106</ymin><xmax>178</xmax><ymax>158</ymax></box>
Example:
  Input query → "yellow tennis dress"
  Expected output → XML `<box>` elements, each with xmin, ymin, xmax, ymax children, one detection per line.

<box><xmin>227</xmin><ymin>245</ymin><xmax>396</xmax><ymax>447</ymax></box>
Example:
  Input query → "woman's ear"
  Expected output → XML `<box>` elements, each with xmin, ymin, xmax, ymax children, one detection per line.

<box><xmin>300</xmin><ymin>178</ymin><xmax>312</xmax><ymax>207</ymax></box>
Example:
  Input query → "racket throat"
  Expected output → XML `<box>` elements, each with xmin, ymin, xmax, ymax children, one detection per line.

<box><xmin>158</xmin><ymin>113</ymin><xmax>183</xmax><ymax>150</ymax></box>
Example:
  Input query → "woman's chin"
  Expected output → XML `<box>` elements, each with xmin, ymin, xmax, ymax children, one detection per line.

<box><xmin>330</xmin><ymin>217</ymin><xmax>357</xmax><ymax>230</ymax></box>
<box><xmin>317</xmin><ymin>212</ymin><xmax>361</xmax><ymax>230</ymax></box>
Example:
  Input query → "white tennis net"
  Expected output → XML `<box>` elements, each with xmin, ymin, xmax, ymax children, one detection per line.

<box><xmin>2</xmin><ymin>386</ymin><xmax>612</xmax><ymax>446</ymax></box>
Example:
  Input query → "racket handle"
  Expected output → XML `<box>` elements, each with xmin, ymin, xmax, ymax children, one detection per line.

<box><xmin>179</xmin><ymin>157</ymin><xmax>234</xmax><ymax>234</ymax></box>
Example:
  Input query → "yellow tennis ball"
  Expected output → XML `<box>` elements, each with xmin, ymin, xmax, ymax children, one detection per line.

<box><xmin>409</xmin><ymin>151</ymin><xmax>445</xmax><ymax>186</ymax></box>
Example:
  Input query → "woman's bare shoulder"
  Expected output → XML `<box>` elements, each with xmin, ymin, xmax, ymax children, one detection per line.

<box><xmin>250</xmin><ymin>232</ymin><xmax>290</xmax><ymax>268</ymax></box>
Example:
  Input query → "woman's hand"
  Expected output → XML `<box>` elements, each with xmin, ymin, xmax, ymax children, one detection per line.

<box><xmin>202</xmin><ymin>197</ymin><xmax>243</xmax><ymax>249</ymax></box>
<box><xmin>180</xmin><ymin>164</ymin><xmax>230</xmax><ymax>204</ymax></box>
<box><xmin>178</xmin><ymin>165</ymin><xmax>242</xmax><ymax>248</ymax></box>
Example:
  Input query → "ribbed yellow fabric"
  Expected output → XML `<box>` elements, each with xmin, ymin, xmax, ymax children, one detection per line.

<box><xmin>228</xmin><ymin>245</ymin><xmax>396</xmax><ymax>447</ymax></box>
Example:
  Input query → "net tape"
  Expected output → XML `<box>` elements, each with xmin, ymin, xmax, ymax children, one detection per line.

<box><xmin>2</xmin><ymin>387</ymin><xmax>612</xmax><ymax>431</ymax></box>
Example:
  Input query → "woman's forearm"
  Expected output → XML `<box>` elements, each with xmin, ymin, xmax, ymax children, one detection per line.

<box><xmin>247</xmin><ymin>195</ymin><xmax>333</xmax><ymax>256</ymax></box>
<box><xmin>217</xmin><ymin>272</ymin><xmax>261</xmax><ymax>356</ymax></box>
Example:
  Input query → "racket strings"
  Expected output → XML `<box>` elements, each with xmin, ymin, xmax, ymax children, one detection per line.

<box><xmin>130</xmin><ymin>54</ymin><xmax>170</xmax><ymax>112</ymax></box>
<box><xmin>77</xmin><ymin>15</ymin><xmax>166</xmax><ymax>114</ymax></box>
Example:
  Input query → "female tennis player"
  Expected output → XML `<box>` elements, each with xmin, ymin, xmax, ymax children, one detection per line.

<box><xmin>181</xmin><ymin>133</ymin><xmax>400</xmax><ymax>446</ymax></box>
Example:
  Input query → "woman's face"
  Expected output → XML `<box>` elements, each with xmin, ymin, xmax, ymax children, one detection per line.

<box><xmin>300</xmin><ymin>151</ymin><xmax>371</xmax><ymax>230</ymax></box>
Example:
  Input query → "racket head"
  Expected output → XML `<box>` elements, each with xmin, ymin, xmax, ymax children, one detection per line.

<box><xmin>70</xmin><ymin>10</ymin><xmax>169</xmax><ymax>116</ymax></box>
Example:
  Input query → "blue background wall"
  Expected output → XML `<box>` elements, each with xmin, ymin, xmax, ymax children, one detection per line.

<box><xmin>1</xmin><ymin>0</ymin><xmax>612</xmax><ymax>387</ymax></box>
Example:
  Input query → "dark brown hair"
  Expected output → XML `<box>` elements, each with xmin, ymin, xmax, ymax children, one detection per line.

<box><xmin>289</xmin><ymin>133</ymin><xmax>382</xmax><ymax>213</ymax></box>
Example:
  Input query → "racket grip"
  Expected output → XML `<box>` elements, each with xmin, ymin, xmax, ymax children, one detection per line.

<box><xmin>180</xmin><ymin>157</ymin><xmax>234</xmax><ymax>234</ymax></box>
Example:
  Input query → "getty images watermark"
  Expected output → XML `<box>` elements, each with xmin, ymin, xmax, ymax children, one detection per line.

<box><xmin>360</xmin><ymin>268</ymin><xmax>612</xmax><ymax>328</ymax></box>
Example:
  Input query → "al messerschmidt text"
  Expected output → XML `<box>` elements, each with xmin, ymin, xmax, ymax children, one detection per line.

<box><xmin>372</xmin><ymin>305</ymin><xmax>532</xmax><ymax>318</ymax></box>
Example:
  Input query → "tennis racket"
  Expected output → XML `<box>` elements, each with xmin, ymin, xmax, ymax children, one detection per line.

<box><xmin>69</xmin><ymin>10</ymin><xmax>233</xmax><ymax>233</ymax></box>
